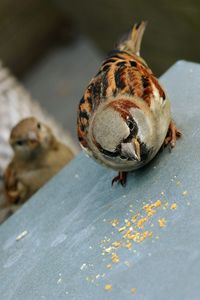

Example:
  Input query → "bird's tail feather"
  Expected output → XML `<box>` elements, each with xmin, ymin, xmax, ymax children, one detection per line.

<box><xmin>117</xmin><ymin>21</ymin><xmax>147</xmax><ymax>56</ymax></box>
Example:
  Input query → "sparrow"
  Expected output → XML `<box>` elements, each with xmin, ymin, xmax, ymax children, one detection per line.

<box><xmin>77</xmin><ymin>21</ymin><xmax>181</xmax><ymax>185</ymax></box>
<box><xmin>3</xmin><ymin>117</ymin><xmax>74</xmax><ymax>206</ymax></box>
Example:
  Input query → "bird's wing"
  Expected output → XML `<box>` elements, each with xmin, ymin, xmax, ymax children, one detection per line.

<box><xmin>77</xmin><ymin>49</ymin><xmax>166</xmax><ymax>150</ymax></box>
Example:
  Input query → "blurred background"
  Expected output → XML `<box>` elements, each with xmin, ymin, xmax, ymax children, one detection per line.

<box><xmin>0</xmin><ymin>0</ymin><xmax>199</xmax><ymax>144</ymax></box>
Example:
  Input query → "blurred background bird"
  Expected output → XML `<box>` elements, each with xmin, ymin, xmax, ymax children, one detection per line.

<box><xmin>77</xmin><ymin>21</ymin><xmax>180</xmax><ymax>185</ymax></box>
<box><xmin>0</xmin><ymin>62</ymin><xmax>78</xmax><ymax>224</ymax></box>
<box><xmin>1</xmin><ymin>117</ymin><xmax>74</xmax><ymax>220</ymax></box>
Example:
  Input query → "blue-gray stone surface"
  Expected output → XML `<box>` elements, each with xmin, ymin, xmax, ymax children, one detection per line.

<box><xmin>0</xmin><ymin>61</ymin><xmax>200</xmax><ymax>300</ymax></box>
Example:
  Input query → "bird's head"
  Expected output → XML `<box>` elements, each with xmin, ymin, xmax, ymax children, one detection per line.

<box><xmin>10</xmin><ymin>117</ymin><xmax>54</xmax><ymax>159</ymax></box>
<box><xmin>90</xmin><ymin>98</ymin><xmax>154</xmax><ymax>171</ymax></box>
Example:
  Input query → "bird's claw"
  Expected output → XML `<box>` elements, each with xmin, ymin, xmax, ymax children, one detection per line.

<box><xmin>112</xmin><ymin>171</ymin><xmax>127</xmax><ymax>186</ymax></box>
<box><xmin>164</xmin><ymin>120</ymin><xmax>181</xmax><ymax>149</ymax></box>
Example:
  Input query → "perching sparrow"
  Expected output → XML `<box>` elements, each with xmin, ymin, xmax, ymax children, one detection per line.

<box><xmin>77</xmin><ymin>21</ymin><xmax>181</xmax><ymax>185</ymax></box>
<box><xmin>3</xmin><ymin>117</ymin><xmax>74</xmax><ymax>206</ymax></box>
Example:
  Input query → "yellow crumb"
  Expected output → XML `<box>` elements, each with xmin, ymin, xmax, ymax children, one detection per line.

<box><xmin>131</xmin><ymin>288</ymin><xmax>137</xmax><ymax>294</ymax></box>
<box><xmin>131</xmin><ymin>214</ymin><xmax>139</xmax><ymax>223</ymax></box>
<box><xmin>111</xmin><ymin>219</ymin><xmax>119</xmax><ymax>227</ymax></box>
<box><xmin>126</xmin><ymin>233</ymin><xmax>137</xmax><ymax>241</ymax></box>
<box><xmin>160</xmin><ymin>191</ymin><xmax>165</xmax><ymax>196</ymax></box>
<box><xmin>123</xmin><ymin>228</ymin><xmax>134</xmax><ymax>239</ymax></box>
<box><xmin>137</xmin><ymin>217</ymin><xmax>147</xmax><ymax>228</ymax></box>
<box><xmin>126</xmin><ymin>231</ymin><xmax>153</xmax><ymax>243</ymax></box>
<box><xmin>125</xmin><ymin>221</ymin><xmax>132</xmax><ymax>227</ymax></box>
<box><xmin>147</xmin><ymin>210</ymin><xmax>156</xmax><ymax>217</ymax></box>
<box><xmin>143</xmin><ymin>201</ymin><xmax>160</xmax><ymax>217</ymax></box>
<box><xmin>111</xmin><ymin>253</ymin><xmax>120</xmax><ymax>263</ymax></box>
<box><xmin>118</xmin><ymin>226</ymin><xmax>126</xmax><ymax>232</ymax></box>
<box><xmin>104</xmin><ymin>284</ymin><xmax>112</xmax><ymax>291</ymax></box>
<box><xmin>158</xmin><ymin>218</ymin><xmax>167</xmax><ymax>228</ymax></box>
<box><xmin>104</xmin><ymin>247</ymin><xmax>113</xmax><ymax>253</ymax></box>
<box><xmin>170</xmin><ymin>203</ymin><xmax>177</xmax><ymax>209</ymax></box>
<box><xmin>112</xmin><ymin>241</ymin><xmax>121</xmax><ymax>248</ymax></box>
<box><xmin>154</xmin><ymin>200</ymin><xmax>162</xmax><ymax>207</ymax></box>
<box><xmin>125</xmin><ymin>242</ymin><xmax>132</xmax><ymax>250</ymax></box>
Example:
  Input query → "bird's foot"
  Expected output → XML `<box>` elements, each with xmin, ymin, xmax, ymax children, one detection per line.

<box><xmin>112</xmin><ymin>171</ymin><xmax>127</xmax><ymax>186</ymax></box>
<box><xmin>164</xmin><ymin>120</ymin><xmax>181</xmax><ymax>148</ymax></box>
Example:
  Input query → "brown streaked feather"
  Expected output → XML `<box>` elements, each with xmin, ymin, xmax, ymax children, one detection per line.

<box><xmin>103</xmin><ymin>64</ymin><xmax>117</xmax><ymax>98</ymax></box>
<box><xmin>77</xmin><ymin>49</ymin><xmax>165</xmax><ymax>149</ymax></box>
<box><xmin>107</xmin><ymin>99</ymin><xmax>139</xmax><ymax>120</ymax></box>
<box><xmin>127</xmin><ymin>67</ymin><xmax>144</xmax><ymax>98</ymax></box>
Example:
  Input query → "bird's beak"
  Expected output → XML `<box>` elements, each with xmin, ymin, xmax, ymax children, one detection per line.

<box><xmin>121</xmin><ymin>139</ymin><xmax>141</xmax><ymax>161</ymax></box>
<box><xmin>132</xmin><ymin>138</ymin><xmax>141</xmax><ymax>161</ymax></box>
<box><xmin>28</xmin><ymin>131</ymin><xmax>39</xmax><ymax>145</ymax></box>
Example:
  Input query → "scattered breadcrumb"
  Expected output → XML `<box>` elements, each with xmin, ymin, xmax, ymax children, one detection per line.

<box><xmin>158</xmin><ymin>218</ymin><xmax>166</xmax><ymax>228</ymax></box>
<box><xmin>110</xmin><ymin>219</ymin><xmax>119</xmax><ymax>227</ymax></box>
<box><xmin>142</xmin><ymin>200</ymin><xmax>161</xmax><ymax>217</ymax></box>
<box><xmin>154</xmin><ymin>200</ymin><xmax>162</xmax><ymax>207</ymax></box>
<box><xmin>125</xmin><ymin>219</ymin><xmax>132</xmax><ymax>227</ymax></box>
<box><xmin>131</xmin><ymin>288</ymin><xmax>137</xmax><ymax>294</ymax></box>
<box><xmin>16</xmin><ymin>230</ymin><xmax>28</xmax><ymax>241</ymax></box>
<box><xmin>112</xmin><ymin>241</ymin><xmax>121</xmax><ymax>248</ymax></box>
<box><xmin>104</xmin><ymin>284</ymin><xmax>112</xmax><ymax>291</ymax></box>
<box><xmin>111</xmin><ymin>253</ymin><xmax>120</xmax><ymax>263</ymax></box>
<box><xmin>85</xmin><ymin>184</ymin><xmax>189</xmax><ymax>289</ymax></box>
<box><xmin>118</xmin><ymin>226</ymin><xmax>126</xmax><ymax>232</ymax></box>
<box><xmin>137</xmin><ymin>217</ymin><xmax>147</xmax><ymax>228</ymax></box>
<box><xmin>104</xmin><ymin>247</ymin><xmax>113</xmax><ymax>253</ymax></box>
<box><xmin>125</xmin><ymin>242</ymin><xmax>132</xmax><ymax>250</ymax></box>
<box><xmin>170</xmin><ymin>203</ymin><xmax>177</xmax><ymax>209</ymax></box>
